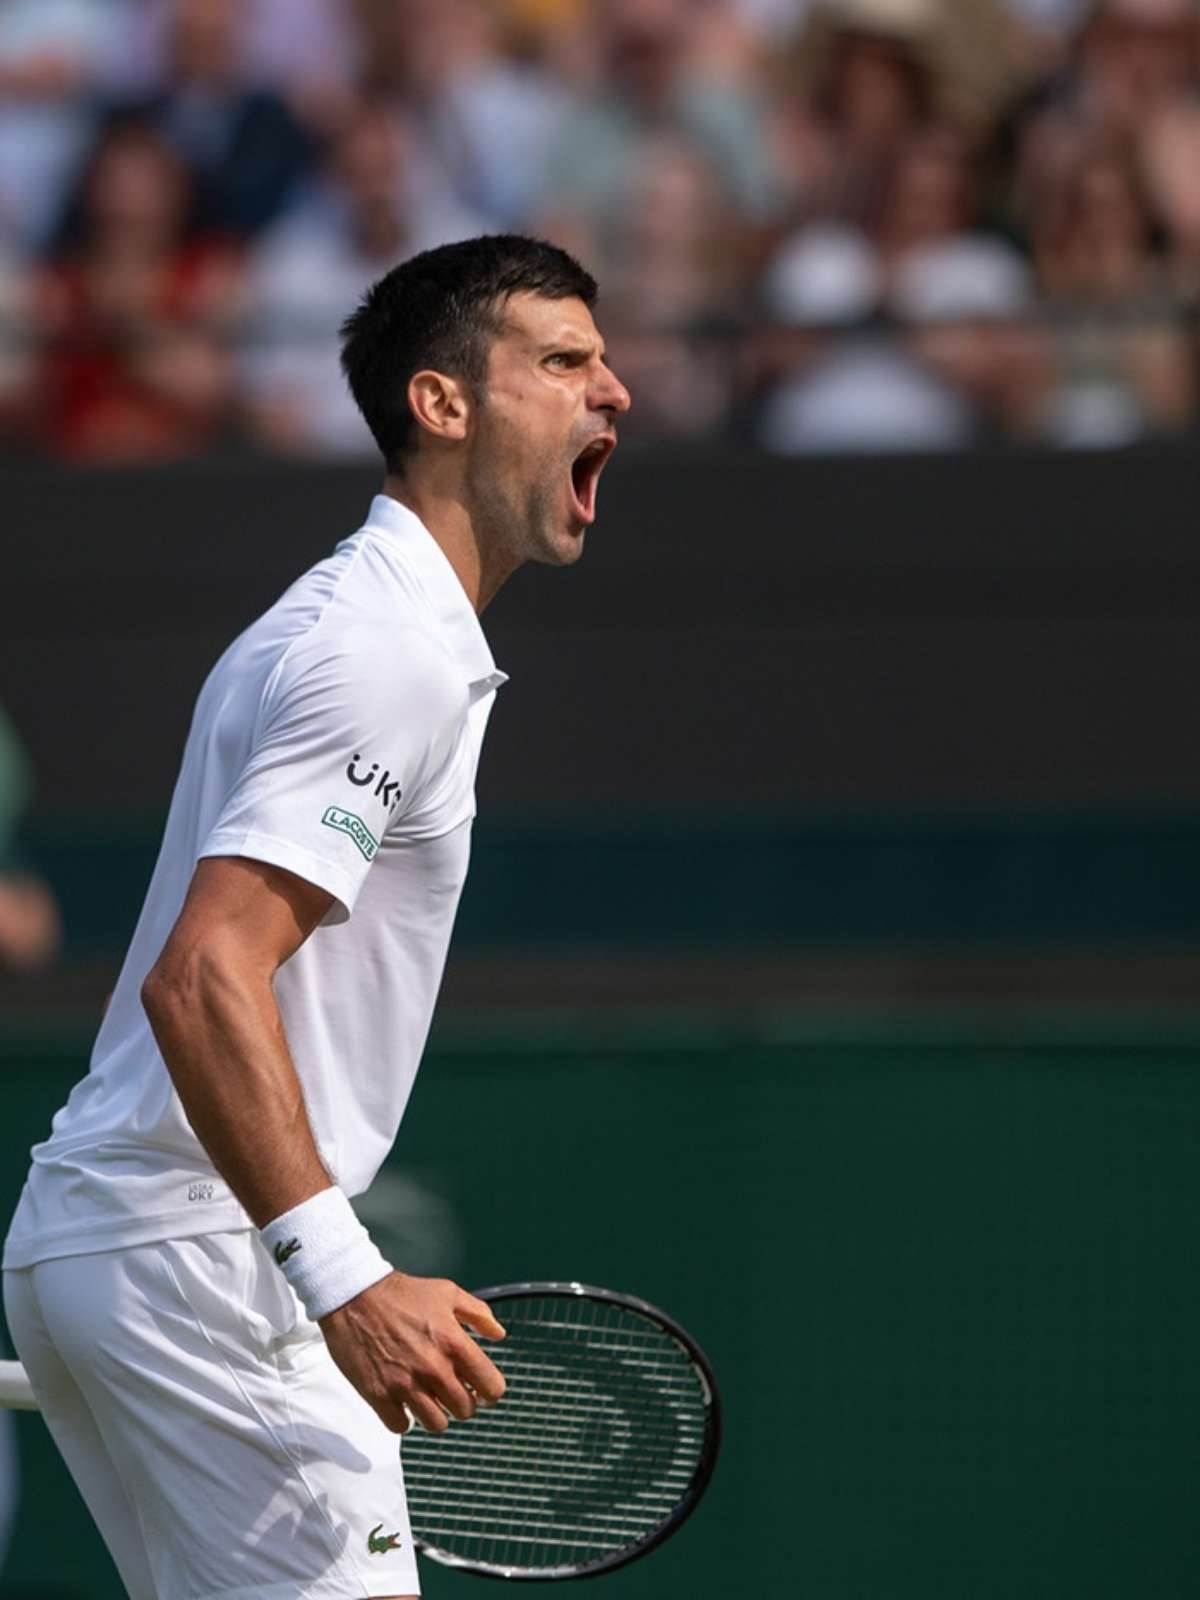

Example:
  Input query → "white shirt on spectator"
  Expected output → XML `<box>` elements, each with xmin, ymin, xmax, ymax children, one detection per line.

<box><xmin>761</xmin><ymin>339</ymin><xmax>976</xmax><ymax>453</ymax></box>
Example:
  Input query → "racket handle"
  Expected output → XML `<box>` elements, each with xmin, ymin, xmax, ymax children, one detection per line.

<box><xmin>0</xmin><ymin>1361</ymin><xmax>36</xmax><ymax>1411</ymax></box>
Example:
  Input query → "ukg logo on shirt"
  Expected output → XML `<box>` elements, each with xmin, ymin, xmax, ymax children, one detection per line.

<box><xmin>322</xmin><ymin>806</ymin><xmax>379</xmax><ymax>861</ymax></box>
<box><xmin>345</xmin><ymin>753</ymin><xmax>402</xmax><ymax>811</ymax></box>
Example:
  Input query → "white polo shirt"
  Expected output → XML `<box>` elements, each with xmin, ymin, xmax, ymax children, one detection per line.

<box><xmin>4</xmin><ymin>495</ymin><xmax>505</xmax><ymax>1268</ymax></box>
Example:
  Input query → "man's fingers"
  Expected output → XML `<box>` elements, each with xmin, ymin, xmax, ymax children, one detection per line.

<box><xmin>455</xmin><ymin>1290</ymin><xmax>506</xmax><ymax>1341</ymax></box>
<box><xmin>406</xmin><ymin>1390</ymin><xmax>450</xmax><ymax>1433</ymax></box>
<box><xmin>424</xmin><ymin>1361</ymin><xmax>477</xmax><ymax>1421</ymax></box>
<box><xmin>451</xmin><ymin>1334</ymin><xmax>507</xmax><ymax>1405</ymax></box>
<box><xmin>324</xmin><ymin>1276</ymin><xmax>509</xmax><ymax>1435</ymax></box>
<box><xmin>375</xmin><ymin>1396</ymin><xmax>412</xmax><ymax>1435</ymax></box>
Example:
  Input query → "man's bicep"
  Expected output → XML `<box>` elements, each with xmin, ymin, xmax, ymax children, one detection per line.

<box><xmin>157</xmin><ymin>856</ymin><xmax>335</xmax><ymax>979</ymax></box>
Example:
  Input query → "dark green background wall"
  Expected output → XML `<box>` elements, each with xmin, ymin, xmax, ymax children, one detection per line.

<box><xmin>24</xmin><ymin>810</ymin><xmax>1200</xmax><ymax>965</ymax></box>
<box><xmin>3</xmin><ymin>1013</ymin><xmax>1200</xmax><ymax>1599</ymax></box>
<box><xmin>5</xmin><ymin>448</ymin><xmax>1199</xmax><ymax>1596</ymax></box>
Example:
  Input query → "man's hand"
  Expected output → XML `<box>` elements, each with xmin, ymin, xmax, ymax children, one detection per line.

<box><xmin>320</xmin><ymin>1271</ymin><xmax>506</xmax><ymax>1434</ymax></box>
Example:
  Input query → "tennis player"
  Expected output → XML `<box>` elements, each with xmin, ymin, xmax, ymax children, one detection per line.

<box><xmin>2</xmin><ymin>235</ymin><xmax>630</xmax><ymax>1600</ymax></box>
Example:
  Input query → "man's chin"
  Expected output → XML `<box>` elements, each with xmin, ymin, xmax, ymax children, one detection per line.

<box><xmin>558</xmin><ymin>524</ymin><xmax>587</xmax><ymax>564</ymax></box>
<box><xmin>530</xmin><ymin>521</ymin><xmax>587</xmax><ymax>567</ymax></box>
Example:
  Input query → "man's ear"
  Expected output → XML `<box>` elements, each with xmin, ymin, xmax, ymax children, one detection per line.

<box><xmin>407</xmin><ymin>369</ymin><xmax>471</xmax><ymax>445</ymax></box>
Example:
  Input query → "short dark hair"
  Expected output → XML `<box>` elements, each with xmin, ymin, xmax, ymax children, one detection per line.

<box><xmin>340</xmin><ymin>234</ymin><xmax>598</xmax><ymax>471</ymax></box>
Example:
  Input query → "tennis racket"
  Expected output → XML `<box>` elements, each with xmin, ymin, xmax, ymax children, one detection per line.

<box><xmin>0</xmin><ymin>1279</ymin><xmax>721</xmax><ymax>1581</ymax></box>
<box><xmin>404</xmin><ymin>1281</ymin><xmax>721</xmax><ymax>1581</ymax></box>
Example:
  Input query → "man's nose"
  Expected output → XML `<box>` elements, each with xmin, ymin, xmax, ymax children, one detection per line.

<box><xmin>594</xmin><ymin>365</ymin><xmax>632</xmax><ymax>416</ymax></box>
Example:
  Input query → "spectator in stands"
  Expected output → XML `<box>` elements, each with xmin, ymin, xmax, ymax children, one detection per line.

<box><xmin>539</xmin><ymin>0</ymin><xmax>781</xmax><ymax>263</ymax></box>
<box><xmin>1030</xmin><ymin>137</ymin><xmax>1194</xmax><ymax>442</ymax></box>
<box><xmin>762</xmin><ymin>101</ymin><xmax>1044</xmax><ymax>442</ymax></box>
<box><xmin>109</xmin><ymin>0</ymin><xmax>315</xmax><ymax>240</ymax></box>
<box><xmin>873</xmin><ymin>119</ymin><xmax>1037</xmax><ymax>317</ymax></box>
<box><xmin>1033</xmin><ymin>138</ymin><xmax>1163</xmax><ymax>302</ymax></box>
<box><xmin>1139</xmin><ymin>96</ymin><xmax>1200</xmax><ymax>300</ymax></box>
<box><xmin>872</xmin><ymin>124</ymin><xmax>980</xmax><ymax>268</ymax></box>
<box><xmin>1006</xmin><ymin>0</ymin><xmax>1200</xmax><ymax>239</ymax></box>
<box><xmin>0</xmin><ymin>704</ymin><xmax>60</xmax><ymax>974</ymax></box>
<box><xmin>754</xmin><ymin>219</ymin><xmax>981</xmax><ymax>449</ymax></box>
<box><xmin>1000</xmin><ymin>0</ymin><xmax>1092</xmax><ymax>68</ymax></box>
<box><xmin>351</xmin><ymin>0</ymin><xmax>569</xmax><ymax>229</ymax></box>
<box><xmin>891</xmin><ymin>234</ymin><xmax>1054</xmax><ymax>438</ymax></box>
<box><xmin>106</xmin><ymin>0</ymin><xmax>360</xmax><ymax>138</ymax></box>
<box><xmin>775</xmin><ymin>0</ymin><xmax>1021</xmax><ymax>223</ymax></box>
<box><xmin>235</xmin><ymin>0</ymin><xmax>358</xmax><ymax>131</ymax></box>
<box><xmin>1070</xmin><ymin>0</ymin><xmax>1198</xmax><ymax>138</ymax></box>
<box><xmin>0</xmin><ymin>0</ymin><xmax>129</xmax><ymax>252</ymax></box>
<box><xmin>776</xmin><ymin>2</ymin><xmax>941</xmax><ymax>224</ymax></box>
<box><xmin>0</xmin><ymin>0</ymin><xmax>1193</xmax><ymax>459</ymax></box>
<box><xmin>240</xmin><ymin>97</ymin><xmax>481</xmax><ymax>456</ymax></box>
<box><xmin>33</xmin><ymin>116</ymin><xmax>241</xmax><ymax>460</ymax></box>
<box><xmin>109</xmin><ymin>0</ymin><xmax>356</xmax><ymax>114</ymax></box>
<box><xmin>599</xmin><ymin>133</ymin><xmax>745</xmax><ymax>437</ymax></box>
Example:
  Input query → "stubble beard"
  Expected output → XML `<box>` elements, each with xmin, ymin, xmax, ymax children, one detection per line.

<box><xmin>465</xmin><ymin>417</ymin><xmax>583</xmax><ymax>574</ymax></box>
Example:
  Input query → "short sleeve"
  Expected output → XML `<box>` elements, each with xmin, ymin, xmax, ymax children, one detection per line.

<box><xmin>199</xmin><ymin>623</ymin><xmax>464</xmax><ymax>917</ymax></box>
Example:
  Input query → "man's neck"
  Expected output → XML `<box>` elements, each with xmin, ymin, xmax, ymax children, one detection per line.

<box><xmin>381</xmin><ymin>473</ymin><xmax>516</xmax><ymax>614</ymax></box>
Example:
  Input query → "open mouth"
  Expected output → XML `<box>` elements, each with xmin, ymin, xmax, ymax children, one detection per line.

<box><xmin>568</xmin><ymin>435</ymin><xmax>616</xmax><ymax>526</ymax></box>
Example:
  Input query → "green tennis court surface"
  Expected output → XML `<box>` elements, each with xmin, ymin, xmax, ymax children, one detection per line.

<box><xmin>2</xmin><ymin>1010</ymin><xmax>1199</xmax><ymax>1598</ymax></box>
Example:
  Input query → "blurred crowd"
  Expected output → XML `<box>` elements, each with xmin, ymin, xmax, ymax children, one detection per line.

<box><xmin>1</xmin><ymin>0</ymin><xmax>1200</xmax><ymax>457</ymax></box>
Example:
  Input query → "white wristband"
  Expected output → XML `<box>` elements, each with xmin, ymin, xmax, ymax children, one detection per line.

<box><xmin>260</xmin><ymin>1186</ymin><xmax>392</xmax><ymax>1322</ymax></box>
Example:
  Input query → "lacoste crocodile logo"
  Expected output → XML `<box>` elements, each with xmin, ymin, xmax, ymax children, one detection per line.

<box><xmin>367</xmin><ymin>1523</ymin><xmax>402</xmax><ymax>1554</ymax></box>
<box><xmin>273</xmin><ymin>1238</ymin><xmax>301</xmax><ymax>1267</ymax></box>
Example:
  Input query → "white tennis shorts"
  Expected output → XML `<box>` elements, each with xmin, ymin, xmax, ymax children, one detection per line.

<box><xmin>3</xmin><ymin>1229</ymin><xmax>420</xmax><ymax>1600</ymax></box>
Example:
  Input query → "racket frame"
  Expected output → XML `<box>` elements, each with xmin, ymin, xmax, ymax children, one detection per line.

<box><xmin>411</xmin><ymin>1280</ymin><xmax>722</xmax><ymax>1582</ymax></box>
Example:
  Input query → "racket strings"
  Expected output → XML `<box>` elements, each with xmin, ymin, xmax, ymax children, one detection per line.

<box><xmin>403</xmin><ymin>1292</ymin><xmax>712</xmax><ymax>1575</ymax></box>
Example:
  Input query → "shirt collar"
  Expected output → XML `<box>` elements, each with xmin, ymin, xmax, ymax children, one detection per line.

<box><xmin>361</xmin><ymin>494</ymin><xmax>507</xmax><ymax>695</ymax></box>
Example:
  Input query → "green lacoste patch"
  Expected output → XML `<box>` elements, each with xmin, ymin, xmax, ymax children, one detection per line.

<box><xmin>273</xmin><ymin>1238</ymin><xmax>301</xmax><ymax>1267</ymax></box>
<box><xmin>322</xmin><ymin>806</ymin><xmax>378</xmax><ymax>861</ymax></box>
<box><xmin>368</xmin><ymin>1523</ymin><xmax>402</xmax><ymax>1555</ymax></box>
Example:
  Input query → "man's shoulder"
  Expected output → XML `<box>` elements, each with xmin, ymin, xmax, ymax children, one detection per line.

<box><xmin>309</xmin><ymin>546</ymin><xmax>458</xmax><ymax>673</ymax></box>
<box><xmin>208</xmin><ymin>536</ymin><xmax>449</xmax><ymax>700</ymax></box>
<box><xmin>263</xmin><ymin>586</ymin><xmax>464</xmax><ymax>736</ymax></box>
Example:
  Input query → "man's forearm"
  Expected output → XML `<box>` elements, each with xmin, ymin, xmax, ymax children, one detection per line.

<box><xmin>142</xmin><ymin>943</ymin><xmax>331</xmax><ymax>1227</ymax></box>
<box><xmin>137</xmin><ymin>851</ymin><xmax>507</xmax><ymax>1433</ymax></box>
